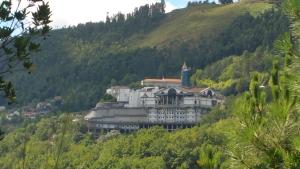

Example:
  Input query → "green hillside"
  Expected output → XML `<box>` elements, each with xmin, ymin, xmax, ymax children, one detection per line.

<box><xmin>131</xmin><ymin>2</ymin><xmax>273</xmax><ymax>48</ymax></box>
<box><xmin>0</xmin><ymin>1</ymin><xmax>299</xmax><ymax>168</ymax></box>
<box><xmin>5</xmin><ymin>1</ymin><xmax>287</xmax><ymax>111</ymax></box>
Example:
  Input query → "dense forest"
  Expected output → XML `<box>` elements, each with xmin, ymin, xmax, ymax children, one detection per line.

<box><xmin>0</xmin><ymin>0</ymin><xmax>299</xmax><ymax>168</ymax></box>
<box><xmin>7</xmin><ymin>1</ymin><xmax>288</xmax><ymax>111</ymax></box>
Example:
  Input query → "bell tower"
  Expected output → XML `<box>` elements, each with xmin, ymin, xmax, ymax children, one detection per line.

<box><xmin>181</xmin><ymin>62</ymin><xmax>191</xmax><ymax>88</ymax></box>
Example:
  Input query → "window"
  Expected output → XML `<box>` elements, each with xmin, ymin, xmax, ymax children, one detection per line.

<box><xmin>212</xmin><ymin>100</ymin><xmax>217</xmax><ymax>106</ymax></box>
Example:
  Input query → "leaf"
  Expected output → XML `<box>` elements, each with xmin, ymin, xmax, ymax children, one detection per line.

<box><xmin>32</xmin><ymin>2</ymin><xmax>52</xmax><ymax>27</ymax></box>
<box><xmin>14</xmin><ymin>9</ymin><xmax>26</xmax><ymax>21</ymax></box>
<box><xmin>14</xmin><ymin>36</ymin><xmax>30</xmax><ymax>58</ymax></box>
<box><xmin>274</xmin><ymin>33</ymin><xmax>293</xmax><ymax>57</ymax></box>
<box><xmin>3</xmin><ymin>47</ymin><xmax>13</xmax><ymax>55</ymax></box>
<box><xmin>41</xmin><ymin>25</ymin><xmax>51</xmax><ymax>35</ymax></box>
<box><xmin>0</xmin><ymin>27</ymin><xmax>14</xmax><ymax>39</ymax></box>
<box><xmin>28</xmin><ymin>42</ymin><xmax>40</xmax><ymax>52</ymax></box>
<box><xmin>293</xmin><ymin>137</ymin><xmax>300</xmax><ymax>152</ymax></box>
<box><xmin>0</xmin><ymin>80</ymin><xmax>16</xmax><ymax>103</ymax></box>
<box><xmin>23</xmin><ymin>61</ymin><xmax>33</xmax><ymax>70</ymax></box>
<box><xmin>0</xmin><ymin>1</ymin><xmax>12</xmax><ymax>21</ymax></box>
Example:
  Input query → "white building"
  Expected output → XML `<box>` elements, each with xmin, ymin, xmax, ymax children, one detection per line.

<box><xmin>144</xmin><ymin>87</ymin><xmax>222</xmax><ymax>124</ymax></box>
<box><xmin>86</xmin><ymin>63</ymin><xmax>224</xmax><ymax>132</ymax></box>
<box><xmin>126</xmin><ymin>87</ymin><xmax>159</xmax><ymax>108</ymax></box>
<box><xmin>86</xmin><ymin>86</ymin><xmax>223</xmax><ymax>132</ymax></box>
<box><xmin>0</xmin><ymin>106</ymin><xmax>6</xmax><ymax>112</ymax></box>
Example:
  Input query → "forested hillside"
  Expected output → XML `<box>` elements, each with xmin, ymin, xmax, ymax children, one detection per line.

<box><xmin>0</xmin><ymin>0</ymin><xmax>299</xmax><ymax>169</ymax></box>
<box><xmin>8</xmin><ymin>1</ymin><xmax>288</xmax><ymax>112</ymax></box>
<box><xmin>191</xmin><ymin>47</ymin><xmax>284</xmax><ymax>95</ymax></box>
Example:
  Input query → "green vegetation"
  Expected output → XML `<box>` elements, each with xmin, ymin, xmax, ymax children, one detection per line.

<box><xmin>0</xmin><ymin>0</ymin><xmax>51</xmax><ymax>103</ymax></box>
<box><xmin>1</xmin><ymin>39</ymin><xmax>297</xmax><ymax>169</ymax></box>
<box><xmin>0</xmin><ymin>1</ymin><xmax>299</xmax><ymax>168</ymax></box>
<box><xmin>191</xmin><ymin>48</ymin><xmax>280</xmax><ymax>95</ymax></box>
<box><xmin>132</xmin><ymin>1</ymin><xmax>273</xmax><ymax>48</ymax></box>
<box><xmin>100</xmin><ymin>94</ymin><xmax>117</xmax><ymax>103</ymax></box>
<box><xmin>219</xmin><ymin>0</ymin><xmax>233</xmax><ymax>4</ymax></box>
<box><xmin>0</xmin><ymin>113</ymin><xmax>234</xmax><ymax>169</ymax></box>
<box><xmin>0</xmin><ymin>0</ymin><xmax>52</xmax><ymax>143</ymax></box>
<box><xmin>6</xmin><ymin>1</ymin><xmax>288</xmax><ymax>112</ymax></box>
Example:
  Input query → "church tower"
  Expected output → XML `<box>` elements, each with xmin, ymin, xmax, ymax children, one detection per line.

<box><xmin>181</xmin><ymin>62</ymin><xmax>191</xmax><ymax>88</ymax></box>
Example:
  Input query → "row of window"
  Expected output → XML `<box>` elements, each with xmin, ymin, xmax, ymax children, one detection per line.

<box><xmin>96</xmin><ymin>124</ymin><xmax>138</xmax><ymax>128</ymax></box>
<box><xmin>149</xmin><ymin>116</ymin><xmax>195</xmax><ymax>118</ymax></box>
<box><xmin>149</xmin><ymin>113</ymin><xmax>195</xmax><ymax>116</ymax></box>
<box><xmin>156</xmin><ymin>117</ymin><xmax>188</xmax><ymax>119</ymax></box>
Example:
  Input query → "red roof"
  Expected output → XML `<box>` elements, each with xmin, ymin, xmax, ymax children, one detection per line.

<box><xmin>143</xmin><ymin>78</ymin><xmax>181</xmax><ymax>84</ymax></box>
<box><xmin>23</xmin><ymin>112</ymin><xmax>37</xmax><ymax>117</ymax></box>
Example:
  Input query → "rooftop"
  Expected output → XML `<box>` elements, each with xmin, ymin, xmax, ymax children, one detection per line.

<box><xmin>181</xmin><ymin>87</ymin><xmax>207</xmax><ymax>93</ymax></box>
<box><xmin>142</xmin><ymin>78</ymin><xmax>181</xmax><ymax>84</ymax></box>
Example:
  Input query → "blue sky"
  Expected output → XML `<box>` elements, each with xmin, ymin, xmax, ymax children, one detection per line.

<box><xmin>169</xmin><ymin>0</ymin><xmax>190</xmax><ymax>8</ymax></box>
<box><xmin>40</xmin><ymin>0</ymin><xmax>219</xmax><ymax>28</ymax></box>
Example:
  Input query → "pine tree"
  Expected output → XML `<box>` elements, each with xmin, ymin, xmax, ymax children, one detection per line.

<box><xmin>219</xmin><ymin>0</ymin><xmax>233</xmax><ymax>5</ymax></box>
<box><xmin>230</xmin><ymin>1</ymin><xmax>300</xmax><ymax>167</ymax></box>
<box><xmin>231</xmin><ymin>62</ymin><xmax>299</xmax><ymax>168</ymax></box>
<box><xmin>106</xmin><ymin>12</ymin><xmax>110</xmax><ymax>24</ymax></box>
<box><xmin>0</xmin><ymin>0</ymin><xmax>52</xmax><ymax>103</ymax></box>
<box><xmin>0</xmin><ymin>129</ymin><xmax>4</xmax><ymax>141</ymax></box>
<box><xmin>161</xmin><ymin>0</ymin><xmax>166</xmax><ymax>13</ymax></box>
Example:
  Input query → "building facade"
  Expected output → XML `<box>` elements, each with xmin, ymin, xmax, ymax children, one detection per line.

<box><xmin>85</xmin><ymin>86</ymin><xmax>223</xmax><ymax>132</ymax></box>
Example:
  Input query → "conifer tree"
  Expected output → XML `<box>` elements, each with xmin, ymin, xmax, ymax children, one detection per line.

<box><xmin>231</xmin><ymin>62</ymin><xmax>299</xmax><ymax>168</ymax></box>
<box><xmin>219</xmin><ymin>0</ymin><xmax>233</xmax><ymax>5</ymax></box>
<box><xmin>231</xmin><ymin>0</ymin><xmax>300</xmax><ymax>167</ymax></box>
<box><xmin>161</xmin><ymin>0</ymin><xmax>166</xmax><ymax>13</ymax></box>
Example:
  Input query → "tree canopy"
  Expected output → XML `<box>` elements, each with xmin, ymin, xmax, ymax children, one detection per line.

<box><xmin>219</xmin><ymin>0</ymin><xmax>233</xmax><ymax>5</ymax></box>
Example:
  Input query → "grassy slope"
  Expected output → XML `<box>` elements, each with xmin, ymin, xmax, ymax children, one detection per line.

<box><xmin>130</xmin><ymin>2</ymin><xmax>273</xmax><ymax>48</ymax></box>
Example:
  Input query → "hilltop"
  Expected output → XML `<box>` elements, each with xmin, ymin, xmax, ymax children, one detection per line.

<box><xmin>131</xmin><ymin>1</ymin><xmax>272</xmax><ymax>48</ymax></box>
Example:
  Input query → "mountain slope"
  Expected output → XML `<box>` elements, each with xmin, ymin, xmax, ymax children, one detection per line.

<box><xmin>6</xmin><ymin>1</ymin><xmax>287</xmax><ymax>111</ymax></box>
<box><xmin>131</xmin><ymin>2</ymin><xmax>273</xmax><ymax>48</ymax></box>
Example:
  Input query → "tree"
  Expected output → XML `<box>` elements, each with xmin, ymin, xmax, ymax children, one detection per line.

<box><xmin>197</xmin><ymin>144</ymin><xmax>224</xmax><ymax>169</ymax></box>
<box><xmin>100</xmin><ymin>94</ymin><xmax>117</xmax><ymax>102</ymax></box>
<box><xmin>231</xmin><ymin>62</ymin><xmax>299</xmax><ymax>168</ymax></box>
<box><xmin>161</xmin><ymin>0</ymin><xmax>166</xmax><ymax>13</ymax></box>
<box><xmin>230</xmin><ymin>0</ymin><xmax>300</xmax><ymax>166</ymax></box>
<box><xmin>105</xmin><ymin>12</ymin><xmax>110</xmax><ymax>24</ymax></box>
<box><xmin>0</xmin><ymin>0</ymin><xmax>52</xmax><ymax>103</ymax></box>
<box><xmin>0</xmin><ymin>129</ymin><xmax>4</xmax><ymax>141</ymax></box>
<box><xmin>219</xmin><ymin>0</ymin><xmax>233</xmax><ymax>4</ymax></box>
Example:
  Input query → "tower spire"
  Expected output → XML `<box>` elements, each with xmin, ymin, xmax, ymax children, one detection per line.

<box><xmin>181</xmin><ymin>62</ymin><xmax>191</xmax><ymax>88</ymax></box>
<box><xmin>182</xmin><ymin>61</ymin><xmax>187</xmax><ymax>70</ymax></box>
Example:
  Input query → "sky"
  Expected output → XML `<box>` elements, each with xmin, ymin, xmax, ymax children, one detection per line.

<box><xmin>44</xmin><ymin>0</ymin><xmax>216</xmax><ymax>28</ymax></box>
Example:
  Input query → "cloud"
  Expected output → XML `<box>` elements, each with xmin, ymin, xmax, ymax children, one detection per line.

<box><xmin>165</xmin><ymin>1</ymin><xmax>177</xmax><ymax>13</ymax></box>
<box><xmin>43</xmin><ymin>0</ymin><xmax>179</xmax><ymax>28</ymax></box>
